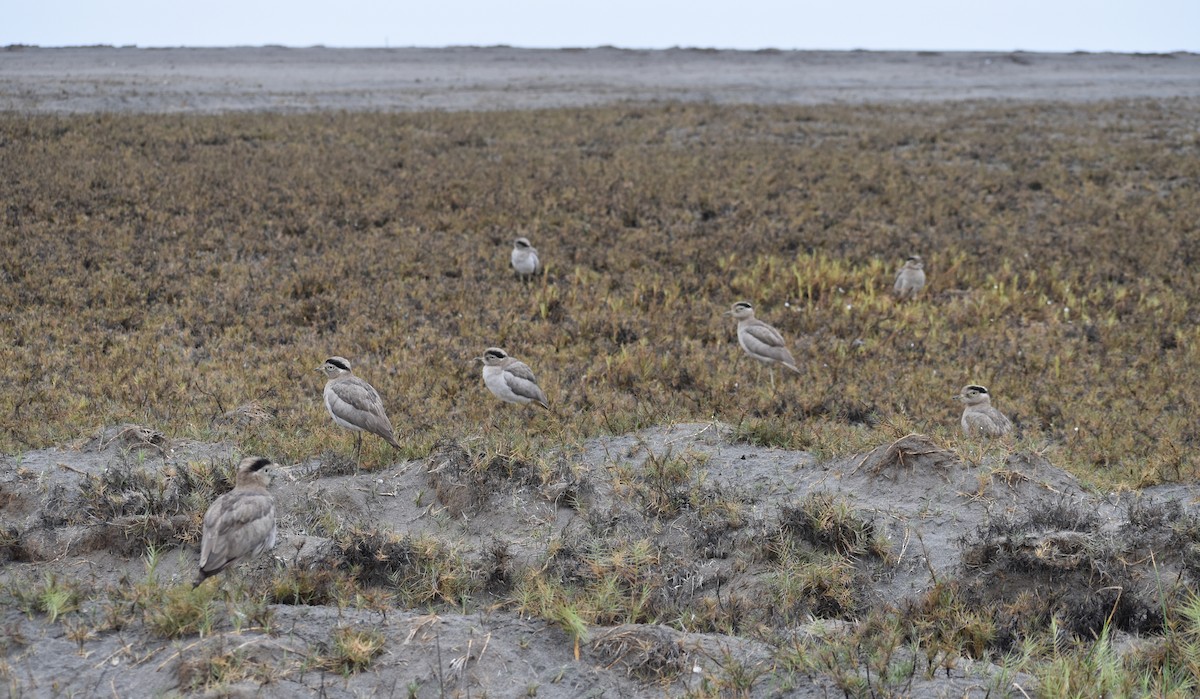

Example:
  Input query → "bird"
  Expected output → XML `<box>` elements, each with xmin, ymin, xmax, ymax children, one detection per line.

<box><xmin>477</xmin><ymin>347</ymin><xmax>550</xmax><ymax>410</ymax></box>
<box><xmin>510</xmin><ymin>237</ymin><xmax>540</xmax><ymax>278</ymax></box>
<box><xmin>195</xmin><ymin>456</ymin><xmax>277</xmax><ymax>588</ymax></box>
<box><xmin>724</xmin><ymin>301</ymin><xmax>801</xmax><ymax>390</ymax></box>
<box><xmin>319</xmin><ymin>356</ymin><xmax>402</xmax><ymax>471</ymax></box>
<box><xmin>893</xmin><ymin>255</ymin><xmax>926</xmax><ymax>299</ymax></box>
<box><xmin>954</xmin><ymin>384</ymin><xmax>1013</xmax><ymax>437</ymax></box>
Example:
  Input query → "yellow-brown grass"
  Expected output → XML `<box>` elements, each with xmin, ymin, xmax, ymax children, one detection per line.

<box><xmin>2</xmin><ymin>100</ymin><xmax>1198</xmax><ymax>488</ymax></box>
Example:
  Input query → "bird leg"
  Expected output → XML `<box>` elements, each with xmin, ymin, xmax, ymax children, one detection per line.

<box><xmin>354</xmin><ymin>433</ymin><xmax>363</xmax><ymax>474</ymax></box>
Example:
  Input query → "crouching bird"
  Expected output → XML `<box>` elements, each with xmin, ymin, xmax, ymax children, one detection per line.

<box><xmin>478</xmin><ymin>347</ymin><xmax>550</xmax><ymax>410</ymax></box>
<box><xmin>954</xmin><ymin>384</ymin><xmax>1013</xmax><ymax>437</ymax></box>
<box><xmin>195</xmin><ymin>456</ymin><xmax>277</xmax><ymax>588</ymax></box>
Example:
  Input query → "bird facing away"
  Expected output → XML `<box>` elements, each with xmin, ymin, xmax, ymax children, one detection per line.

<box><xmin>319</xmin><ymin>356</ymin><xmax>402</xmax><ymax>471</ymax></box>
<box><xmin>893</xmin><ymin>255</ymin><xmax>927</xmax><ymax>299</ymax></box>
<box><xmin>954</xmin><ymin>384</ymin><xmax>1013</xmax><ymax>437</ymax></box>
<box><xmin>511</xmin><ymin>237</ymin><xmax>540</xmax><ymax>277</ymax></box>
<box><xmin>478</xmin><ymin>347</ymin><xmax>550</xmax><ymax>409</ymax></box>
<box><xmin>724</xmin><ymin>301</ymin><xmax>801</xmax><ymax>390</ymax></box>
<box><xmin>195</xmin><ymin>456</ymin><xmax>277</xmax><ymax>588</ymax></box>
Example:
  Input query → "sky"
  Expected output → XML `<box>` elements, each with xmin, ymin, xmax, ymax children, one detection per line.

<box><xmin>4</xmin><ymin>0</ymin><xmax>1197</xmax><ymax>53</ymax></box>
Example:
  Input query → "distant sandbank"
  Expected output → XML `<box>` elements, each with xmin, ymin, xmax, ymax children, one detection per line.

<box><xmin>2</xmin><ymin>45</ymin><xmax>1198</xmax><ymax>113</ymax></box>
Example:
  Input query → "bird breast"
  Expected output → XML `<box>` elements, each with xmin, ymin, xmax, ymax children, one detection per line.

<box><xmin>962</xmin><ymin>406</ymin><xmax>1011</xmax><ymax>437</ymax></box>
<box><xmin>511</xmin><ymin>247</ymin><xmax>539</xmax><ymax>274</ymax></box>
<box><xmin>482</xmin><ymin>364</ymin><xmax>523</xmax><ymax>402</ymax></box>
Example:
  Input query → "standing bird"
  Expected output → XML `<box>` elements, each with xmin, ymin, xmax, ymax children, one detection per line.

<box><xmin>724</xmin><ymin>301</ymin><xmax>801</xmax><ymax>390</ymax></box>
<box><xmin>319</xmin><ymin>356</ymin><xmax>402</xmax><ymax>471</ymax></box>
<box><xmin>893</xmin><ymin>255</ymin><xmax>926</xmax><ymax>299</ymax></box>
<box><xmin>195</xmin><ymin>456</ymin><xmax>277</xmax><ymax>588</ymax></box>
<box><xmin>511</xmin><ymin>237</ymin><xmax>540</xmax><ymax>278</ymax></box>
<box><xmin>954</xmin><ymin>384</ymin><xmax>1013</xmax><ymax>437</ymax></box>
<box><xmin>478</xmin><ymin>347</ymin><xmax>550</xmax><ymax>410</ymax></box>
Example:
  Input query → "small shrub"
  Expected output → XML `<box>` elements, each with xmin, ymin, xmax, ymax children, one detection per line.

<box><xmin>322</xmin><ymin>527</ymin><xmax>479</xmax><ymax>608</ymax></box>
<box><xmin>146</xmin><ymin>584</ymin><xmax>218</xmax><ymax>638</ymax></box>
<box><xmin>326</xmin><ymin>626</ymin><xmax>386</xmax><ymax>674</ymax></box>
<box><xmin>12</xmin><ymin>574</ymin><xmax>83</xmax><ymax>623</ymax></box>
<box><xmin>778</xmin><ymin>492</ymin><xmax>889</xmax><ymax>559</ymax></box>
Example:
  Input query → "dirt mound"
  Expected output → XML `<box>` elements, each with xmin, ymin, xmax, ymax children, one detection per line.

<box><xmin>3</xmin><ymin>423</ymin><xmax>1198</xmax><ymax>696</ymax></box>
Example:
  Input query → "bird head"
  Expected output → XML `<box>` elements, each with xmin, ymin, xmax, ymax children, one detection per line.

<box><xmin>319</xmin><ymin>356</ymin><xmax>352</xmax><ymax>378</ymax></box>
<box><xmin>235</xmin><ymin>456</ymin><xmax>274</xmax><ymax>488</ymax></box>
<box><xmin>954</xmin><ymin>384</ymin><xmax>991</xmax><ymax>406</ymax></box>
<box><xmin>725</xmin><ymin>301</ymin><xmax>755</xmax><ymax>320</ymax></box>
<box><xmin>477</xmin><ymin>347</ymin><xmax>509</xmax><ymax>366</ymax></box>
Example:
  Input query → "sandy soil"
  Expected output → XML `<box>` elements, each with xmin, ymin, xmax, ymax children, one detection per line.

<box><xmin>3</xmin><ymin>422</ymin><xmax>1197</xmax><ymax>696</ymax></box>
<box><xmin>2</xmin><ymin>45</ymin><xmax>1199</xmax><ymax>113</ymax></box>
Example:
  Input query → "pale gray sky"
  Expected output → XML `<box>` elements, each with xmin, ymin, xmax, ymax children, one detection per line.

<box><xmin>4</xmin><ymin>0</ymin><xmax>1197</xmax><ymax>53</ymax></box>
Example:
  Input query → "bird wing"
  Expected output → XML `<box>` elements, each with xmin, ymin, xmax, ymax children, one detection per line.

<box><xmin>504</xmin><ymin>362</ymin><xmax>549</xmax><ymax>408</ymax></box>
<box><xmin>985</xmin><ymin>408</ymin><xmax>1013</xmax><ymax>435</ymax></box>
<box><xmin>963</xmin><ymin>408</ymin><xmax>1012</xmax><ymax>437</ymax></box>
<box><xmin>327</xmin><ymin>377</ymin><xmax>398</xmax><ymax>444</ymax></box>
<box><xmin>199</xmin><ymin>490</ymin><xmax>276</xmax><ymax>575</ymax></box>
<box><xmin>741</xmin><ymin>321</ymin><xmax>799</xmax><ymax>369</ymax></box>
<box><xmin>329</xmin><ymin>376</ymin><xmax>384</xmax><ymax>413</ymax></box>
<box><xmin>743</xmin><ymin>320</ymin><xmax>786</xmax><ymax>348</ymax></box>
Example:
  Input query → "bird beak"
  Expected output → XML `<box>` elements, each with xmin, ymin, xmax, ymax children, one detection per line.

<box><xmin>951</xmin><ymin>394</ymin><xmax>963</xmax><ymax>401</ymax></box>
<box><xmin>722</xmin><ymin>310</ymin><xmax>733</xmax><ymax>316</ymax></box>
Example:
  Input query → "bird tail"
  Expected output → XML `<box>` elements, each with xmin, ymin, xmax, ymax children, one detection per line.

<box><xmin>783</xmin><ymin>362</ymin><xmax>802</xmax><ymax>374</ymax></box>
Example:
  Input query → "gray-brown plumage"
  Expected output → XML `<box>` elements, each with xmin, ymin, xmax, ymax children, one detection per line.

<box><xmin>954</xmin><ymin>384</ymin><xmax>1013</xmax><ymax>437</ymax></box>
<box><xmin>320</xmin><ymin>356</ymin><xmax>402</xmax><ymax>470</ymax></box>
<box><xmin>724</xmin><ymin>301</ymin><xmax>801</xmax><ymax>390</ymax></box>
<box><xmin>478</xmin><ymin>347</ymin><xmax>549</xmax><ymax>409</ymax></box>
<box><xmin>893</xmin><ymin>255</ymin><xmax>926</xmax><ymax>299</ymax></box>
<box><xmin>195</xmin><ymin>456</ymin><xmax>277</xmax><ymax>587</ymax></box>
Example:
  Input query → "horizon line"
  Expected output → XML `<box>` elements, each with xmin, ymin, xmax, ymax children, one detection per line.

<box><xmin>5</xmin><ymin>43</ymin><xmax>1197</xmax><ymax>56</ymax></box>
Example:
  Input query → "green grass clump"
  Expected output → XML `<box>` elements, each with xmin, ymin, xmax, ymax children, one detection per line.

<box><xmin>176</xmin><ymin>638</ymin><xmax>278</xmax><ymax>693</ymax></box>
<box><xmin>767</xmin><ymin>543</ymin><xmax>860</xmax><ymax>621</ymax></box>
<box><xmin>70</xmin><ymin>457</ymin><xmax>234</xmax><ymax>555</ymax></box>
<box><xmin>325</xmin><ymin>625</ymin><xmax>386</xmax><ymax>675</ymax></box>
<box><xmin>145</xmin><ymin>583</ymin><xmax>220</xmax><ymax>638</ymax></box>
<box><xmin>10</xmin><ymin>573</ymin><xmax>83</xmax><ymax>623</ymax></box>
<box><xmin>777</xmin><ymin>492</ymin><xmax>890</xmax><ymax>560</ymax></box>
<box><xmin>323</xmin><ymin>527</ymin><xmax>479</xmax><ymax>608</ymax></box>
<box><xmin>2</xmin><ymin>102</ymin><xmax>1199</xmax><ymax>489</ymax></box>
